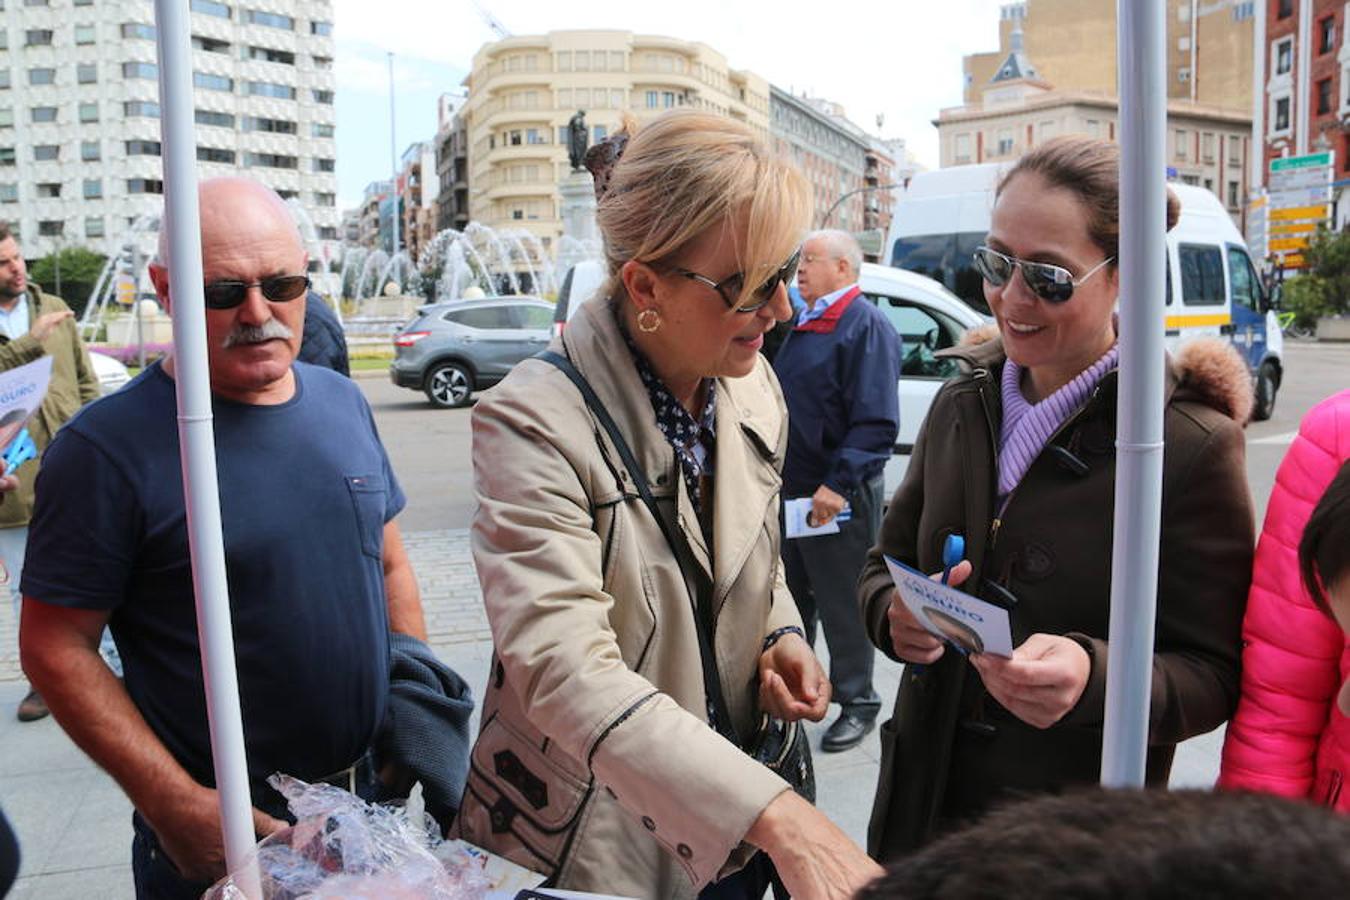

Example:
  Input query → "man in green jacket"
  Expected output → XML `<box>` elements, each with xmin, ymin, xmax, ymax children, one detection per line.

<box><xmin>0</xmin><ymin>223</ymin><xmax>100</xmax><ymax>721</ymax></box>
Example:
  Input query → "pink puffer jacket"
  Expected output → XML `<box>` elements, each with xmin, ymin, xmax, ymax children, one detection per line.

<box><xmin>1219</xmin><ymin>389</ymin><xmax>1350</xmax><ymax>810</ymax></box>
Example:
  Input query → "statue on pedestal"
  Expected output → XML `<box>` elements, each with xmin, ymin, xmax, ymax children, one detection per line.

<box><xmin>567</xmin><ymin>110</ymin><xmax>589</xmax><ymax>172</ymax></box>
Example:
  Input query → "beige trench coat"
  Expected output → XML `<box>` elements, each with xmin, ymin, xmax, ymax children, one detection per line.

<box><xmin>458</xmin><ymin>296</ymin><xmax>803</xmax><ymax>897</ymax></box>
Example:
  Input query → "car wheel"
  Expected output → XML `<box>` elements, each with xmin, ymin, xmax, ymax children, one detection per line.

<box><xmin>424</xmin><ymin>362</ymin><xmax>474</xmax><ymax>409</ymax></box>
<box><xmin>1252</xmin><ymin>361</ymin><xmax>1278</xmax><ymax>422</ymax></box>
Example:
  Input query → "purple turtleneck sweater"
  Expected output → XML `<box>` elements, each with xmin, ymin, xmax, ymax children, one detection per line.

<box><xmin>998</xmin><ymin>344</ymin><xmax>1119</xmax><ymax>503</ymax></box>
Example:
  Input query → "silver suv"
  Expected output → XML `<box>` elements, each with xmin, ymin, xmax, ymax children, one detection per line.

<box><xmin>390</xmin><ymin>297</ymin><xmax>553</xmax><ymax>408</ymax></box>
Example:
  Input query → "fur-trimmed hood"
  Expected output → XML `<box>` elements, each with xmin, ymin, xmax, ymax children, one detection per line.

<box><xmin>948</xmin><ymin>324</ymin><xmax>1253</xmax><ymax>424</ymax></box>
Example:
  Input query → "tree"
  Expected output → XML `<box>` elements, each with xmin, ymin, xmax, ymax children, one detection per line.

<box><xmin>28</xmin><ymin>247</ymin><xmax>107</xmax><ymax>317</ymax></box>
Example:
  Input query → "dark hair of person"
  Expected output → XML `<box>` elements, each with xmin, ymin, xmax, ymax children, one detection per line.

<box><xmin>996</xmin><ymin>135</ymin><xmax>1181</xmax><ymax>265</ymax></box>
<box><xmin>856</xmin><ymin>787</ymin><xmax>1350</xmax><ymax>900</ymax></box>
<box><xmin>1299</xmin><ymin>459</ymin><xmax>1350</xmax><ymax>617</ymax></box>
<box><xmin>0</xmin><ymin>222</ymin><xmax>11</xmax><ymax>243</ymax></box>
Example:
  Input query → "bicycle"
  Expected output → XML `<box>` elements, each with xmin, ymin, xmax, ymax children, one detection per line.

<box><xmin>1277</xmin><ymin>310</ymin><xmax>1317</xmax><ymax>340</ymax></box>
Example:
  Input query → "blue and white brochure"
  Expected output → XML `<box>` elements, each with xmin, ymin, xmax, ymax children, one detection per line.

<box><xmin>883</xmin><ymin>555</ymin><xmax>1014</xmax><ymax>658</ymax></box>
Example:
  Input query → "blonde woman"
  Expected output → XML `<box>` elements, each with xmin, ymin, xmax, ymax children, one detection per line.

<box><xmin>458</xmin><ymin>110</ymin><xmax>881</xmax><ymax>899</ymax></box>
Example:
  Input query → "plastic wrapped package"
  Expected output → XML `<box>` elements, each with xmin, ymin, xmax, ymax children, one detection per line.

<box><xmin>206</xmin><ymin>775</ymin><xmax>492</xmax><ymax>900</ymax></box>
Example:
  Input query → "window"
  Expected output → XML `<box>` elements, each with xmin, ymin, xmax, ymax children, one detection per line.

<box><xmin>246</xmin><ymin>81</ymin><xmax>295</xmax><ymax>99</ymax></box>
<box><xmin>78</xmin><ymin>102</ymin><xmax>98</xmax><ymax>123</ymax></box>
<box><xmin>1229</xmin><ymin>136</ymin><xmax>1241</xmax><ymax>167</ymax></box>
<box><xmin>0</xmin><ymin>184</ymin><xmax>15</xmax><ymax>203</ymax></box>
<box><xmin>193</xmin><ymin>36</ymin><xmax>231</xmax><ymax>54</ymax></box>
<box><xmin>1178</xmin><ymin>67</ymin><xmax>1191</xmax><ymax>83</ymax></box>
<box><xmin>1178</xmin><ymin>36</ymin><xmax>1191</xmax><ymax>52</ymax></box>
<box><xmin>311</xmin><ymin>21</ymin><xmax>332</xmax><ymax>36</ymax></box>
<box><xmin>127</xmin><ymin>178</ymin><xmax>164</xmax><ymax>194</ymax></box>
<box><xmin>0</xmin><ymin>31</ymin><xmax>6</xmax><ymax>51</ymax></box>
<box><xmin>25</xmin><ymin>29</ymin><xmax>53</xmax><ymax>46</ymax></box>
<box><xmin>1275</xmin><ymin>38</ymin><xmax>1293</xmax><ymax>75</ymax></box>
<box><xmin>195</xmin><ymin>109</ymin><xmax>233</xmax><ymax>127</ymax></box>
<box><xmin>35</xmin><ymin>183</ymin><xmax>60</xmax><ymax>199</ymax></box>
<box><xmin>1319</xmin><ymin>78</ymin><xmax>1334</xmax><ymax>114</ymax></box>
<box><xmin>30</xmin><ymin>106</ymin><xmax>57</xmax><ymax>123</ymax></box>
<box><xmin>77</xmin><ymin>63</ymin><xmax>98</xmax><ymax>84</ymax></box>
<box><xmin>245</xmin><ymin>10</ymin><xmax>293</xmax><ymax>29</ymax></box>
<box><xmin>313</xmin><ymin>157</ymin><xmax>334</xmax><ymax>173</ymax></box>
<box><xmin>1227</xmin><ymin>246</ymin><xmax>1262</xmax><ymax>311</ymax></box>
<box><xmin>312</xmin><ymin>55</ymin><xmax>333</xmax><ymax>70</ymax></box>
<box><xmin>575</xmin><ymin>51</ymin><xmax>590</xmax><ymax>72</ymax></box>
<box><xmin>122</xmin><ymin>23</ymin><xmax>156</xmax><ymax>40</ymax></box>
<box><xmin>243</xmin><ymin>115</ymin><xmax>296</xmax><ymax>134</ymax></box>
<box><xmin>1321</xmin><ymin>16</ymin><xmax>1336</xmax><ymax>54</ymax></box>
<box><xmin>85</xmin><ymin>217</ymin><xmax>104</xmax><ymax>238</ymax></box>
<box><xmin>1179</xmin><ymin>244</ymin><xmax>1226</xmax><ymax>306</ymax></box>
<box><xmin>312</xmin><ymin>122</ymin><xmax>334</xmax><ymax>138</ymax></box>
<box><xmin>190</xmin><ymin>0</ymin><xmax>231</xmax><ymax>18</ymax></box>
<box><xmin>24</xmin><ymin>0</ymin><xmax>51</xmax><ymax>6</ymax></box>
<box><xmin>0</xmin><ymin>72</ymin><xmax>9</xmax><ymax>91</ymax></box>
<box><xmin>80</xmin><ymin>140</ymin><xmax>99</xmax><ymax>161</ymax></box>
<box><xmin>74</xmin><ymin>24</ymin><xmax>96</xmax><ymax>44</ymax></box>
<box><xmin>83</xmin><ymin>178</ymin><xmax>102</xmax><ymax>198</ymax></box>
<box><xmin>1275</xmin><ymin>96</ymin><xmax>1291</xmax><ymax>131</ymax></box>
<box><xmin>197</xmin><ymin>146</ymin><xmax>235</xmax><ymax>163</ymax></box>
<box><xmin>123</xmin><ymin>62</ymin><xmax>158</xmax><ymax>79</ymax></box>
<box><xmin>0</xmin><ymin>148</ymin><xmax>13</xmax><ymax>167</ymax></box>
<box><xmin>244</xmin><ymin>152</ymin><xmax>298</xmax><ymax>169</ymax></box>
<box><xmin>1201</xmin><ymin>132</ymin><xmax>1215</xmax><ymax>161</ymax></box>
<box><xmin>314</xmin><ymin>192</ymin><xmax>335</xmax><ymax>206</ymax></box>
<box><xmin>74</xmin><ymin>0</ymin><xmax>93</xmax><ymax>5</ymax></box>
<box><xmin>1175</xmin><ymin>128</ymin><xmax>1188</xmax><ymax>160</ymax></box>
<box><xmin>312</xmin><ymin>89</ymin><xmax>333</xmax><ymax>104</ymax></box>
<box><xmin>125</xmin><ymin>139</ymin><xmax>162</xmax><ymax>156</ymax></box>
<box><xmin>194</xmin><ymin>72</ymin><xmax>233</xmax><ymax>91</ymax></box>
<box><xmin>645</xmin><ymin>90</ymin><xmax>658</xmax><ymax>108</ymax></box>
<box><xmin>513</xmin><ymin>305</ymin><xmax>554</xmax><ymax>330</ymax></box>
<box><xmin>871</xmin><ymin>296</ymin><xmax>962</xmax><ymax>378</ymax></box>
<box><xmin>38</xmin><ymin>221</ymin><xmax>63</xmax><ymax>238</ymax></box>
<box><xmin>28</xmin><ymin>68</ymin><xmax>56</xmax><ymax>86</ymax></box>
<box><xmin>953</xmin><ymin>133</ymin><xmax>972</xmax><ymax>163</ymax></box>
<box><xmin>317</xmin><ymin>226</ymin><xmax>338</xmax><ymax>240</ymax></box>
<box><xmin>0</xmin><ymin>108</ymin><xmax>10</xmax><ymax>128</ymax></box>
<box><xmin>444</xmin><ymin>306</ymin><xmax>513</xmax><ymax>329</ymax></box>
<box><xmin>1227</xmin><ymin>180</ymin><xmax>1240</xmax><ymax>209</ymax></box>
<box><xmin>245</xmin><ymin>45</ymin><xmax>294</xmax><ymax>64</ymax></box>
<box><xmin>275</xmin><ymin>189</ymin><xmax>297</xmax><ymax>199</ymax></box>
<box><xmin>663</xmin><ymin>91</ymin><xmax>676</xmax><ymax>108</ymax></box>
<box><xmin>556</xmin><ymin>51</ymin><xmax>571</xmax><ymax>71</ymax></box>
<box><xmin>592</xmin><ymin>124</ymin><xmax>607</xmax><ymax>142</ymax></box>
<box><xmin>526</xmin><ymin>128</ymin><xmax>544</xmax><ymax>145</ymax></box>
<box><xmin>125</xmin><ymin>100</ymin><xmax>161</xmax><ymax>118</ymax></box>
<box><xmin>1278</xmin><ymin>0</ymin><xmax>1293</xmax><ymax>17</ymax></box>
<box><xmin>34</xmin><ymin>146</ymin><xmax>59</xmax><ymax>161</ymax></box>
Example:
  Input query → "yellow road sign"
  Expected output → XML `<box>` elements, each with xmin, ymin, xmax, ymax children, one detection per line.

<box><xmin>1270</xmin><ymin>204</ymin><xmax>1329</xmax><ymax>221</ymax></box>
<box><xmin>1269</xmin><ymin>236</ymin><xmax>1310</xmax><ymax>251</ymax></box>
<box><xmin>1282</xmin><ymin>253</ymin><xmax>1307</xmax><ymax>267</ymax></box>
<box><xmin>1269</xmin><ymin>222</ymin><xmax>1317</xmax><ymax>236</ymax></box>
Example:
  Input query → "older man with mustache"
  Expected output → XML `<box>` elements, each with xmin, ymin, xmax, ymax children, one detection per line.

<box><xmin>18</xmin><ymin>178</ymin><xmax>426</xmax><ymax>899</ymax></box>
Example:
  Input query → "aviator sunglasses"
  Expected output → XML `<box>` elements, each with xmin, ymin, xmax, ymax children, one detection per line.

<box><xmin>203</xmin><ymin>274</ymin><xmax>311</xmax><ymax>310</ymax></box>
<box><xmin>674</xmin><ymin>248</ymin><xmax>802</xmax><ymax>313</ymax></box>
<box><xmin>972</xmin><ymin>246</ymin><xmax>1114</xmax><ymax>305</ymax></box>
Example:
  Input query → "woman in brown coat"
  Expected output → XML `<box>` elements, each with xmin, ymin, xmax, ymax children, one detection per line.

<box><xmin>858</xmin><ymin>136</ymin><xmax>1256</xmax><ymax>859</ymax></box>
<box><xmin>460</xmin><ymin>111</ymin><xmax>880</xmax><ymax>899</ymax></box>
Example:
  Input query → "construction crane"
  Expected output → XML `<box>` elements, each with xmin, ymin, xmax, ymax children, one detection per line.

<box><xmin>472</xmin><ymin>1</ymin><xmax>511</xmax><ymax>39</ymax></box>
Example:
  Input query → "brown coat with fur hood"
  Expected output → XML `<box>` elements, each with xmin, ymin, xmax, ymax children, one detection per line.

<box><xmin>859</xmin><ymin>327</ymin><xmax>1256</xmax><ymax>859</ymax></box>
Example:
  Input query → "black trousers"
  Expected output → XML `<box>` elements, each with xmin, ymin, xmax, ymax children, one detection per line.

<box><xmin>781</xmin><ymin>475</ymin><xmax>884</xmax><ymax>715</ymax></box>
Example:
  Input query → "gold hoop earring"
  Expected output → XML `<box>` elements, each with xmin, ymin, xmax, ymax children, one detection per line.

<box><xmin>637</xmin><ymin>308</ymin><xmax>662</xmax><ymax>333</ymax></box>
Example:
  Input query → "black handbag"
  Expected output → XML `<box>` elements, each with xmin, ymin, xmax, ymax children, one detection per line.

<box><xmin>537</xmin><ymin>351</ymin><xmax>816</xmax><ymax>803</ymax></box>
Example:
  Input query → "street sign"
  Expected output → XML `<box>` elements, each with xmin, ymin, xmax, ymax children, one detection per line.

<box><xmin>1270</xmin><ymin>151</ymin><xmax>1334</xmax><ymax>171</ymax></box>
<box><xmin>1269</xmin><ymin>204</ymin><xmax>1330</xmax><ymax>221</ymax></box>
<box><xmin>1269</xmin><ymin>236</ymin><xmax>1310</xmax><ymax>252</ymax></box>
<box><xmin>1283</xmin><ymin>253</ymin><xmax>1306</xmax><ymax>267</ymax></box>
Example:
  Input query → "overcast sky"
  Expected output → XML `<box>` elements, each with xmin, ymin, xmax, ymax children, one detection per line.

<box><xmin>331</xmin><ymin>0</ymin><xmax>1008</xmax><ymax>209</ymax></box>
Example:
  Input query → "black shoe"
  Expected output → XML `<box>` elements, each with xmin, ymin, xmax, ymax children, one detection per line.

<box><xmin>821</xmin><ymin>710</ymin><xmax>875</xmax><ymax>752</ymax></box>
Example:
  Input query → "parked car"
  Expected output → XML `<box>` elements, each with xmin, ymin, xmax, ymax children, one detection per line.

<box><xmin>856</xmin><ymin>263</ymin><xmax>988</xmax><ymax>494</ymax></box>
<box><xmin>88</xmin><ymin>349</ymin><xmax>132</xmax><ymax>396</ymax></box>
<box><xmin>390</xmin><ymin>296</ymin><xmax>554</xmax><ymax>408</ymax></box>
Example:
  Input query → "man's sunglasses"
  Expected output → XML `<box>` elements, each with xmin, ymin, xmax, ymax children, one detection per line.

<box><xmin>972</xmin><ymin>246</ymin><xmax>1114</xmax><ymax>305</ymax></box>
<box><xmin>674</xmin><ymin>248</ymin><xmax>801</xmax><ymax>313</ymax></box>
<box><xmin>203</xmin><ymin>275</ymin><xmax>310</xmax><ymax>310</ymax></box>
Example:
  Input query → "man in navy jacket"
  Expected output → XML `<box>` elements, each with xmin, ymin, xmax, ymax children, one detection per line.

<box><xmin>773</xmin><ymin>230</ymin><xmax>901</xmax><ymax>752</ymax></box>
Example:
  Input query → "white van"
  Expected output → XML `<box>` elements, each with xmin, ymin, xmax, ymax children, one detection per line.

<box><xmin>886</xmin><ymin>170</ymin><xmax>1284</xmax><ymax>420</ymax></box>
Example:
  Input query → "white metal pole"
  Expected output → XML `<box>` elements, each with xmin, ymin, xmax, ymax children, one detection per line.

<box><xmin>152</xmin><ymin>2</ymin><xmax>261</xmax><ymax>895</ymax></box>
<box><xmin>388</xmin><ymin>52</ymin><xmax>401</xmax><ymax>275</ymax></box>
<box><xmin>1103</xmin><ymin>0</ymin><xmax>1168</xmax><ymax>788</ymax></box>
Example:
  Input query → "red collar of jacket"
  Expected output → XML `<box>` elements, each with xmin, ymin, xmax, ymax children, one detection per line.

<box><xmin>794</xmin><ymin>285</ymin><xmax>862</xmax><ymax>333</ymax></box>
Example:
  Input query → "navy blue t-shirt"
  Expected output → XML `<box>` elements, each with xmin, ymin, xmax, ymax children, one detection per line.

<box><xmin>23</xmin><ymin>361</ymin><xmax>404</xmax><ymax>805</ymax></box>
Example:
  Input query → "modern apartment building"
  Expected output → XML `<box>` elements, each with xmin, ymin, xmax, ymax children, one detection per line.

<box><xmin>397</xmin><ymin>139</ymin><xmax>436</xmax><ymax>264</ymax></box>
<box><xmin>461</xmin><ymin>30</ymin><xmax>771</xmax><ymax>250</ymax></box>
<box><xmin>0</xmin><ymin>0</ymin><xmax>338</xmax><ymax>264</ymax></box>
<box><xmin>964</xmin><ymin>1</ymin><xmax>1255</xmax><ymax>113</ymax></box>
<box><xmin>769</xmin><ymin>87</ymin><xmax>869</xmax><ymax>234</ymax></box>
<box><xmin>434</xmin><ymin>90</ymin><xmax>469</xmax><ymax>234</ymax></box>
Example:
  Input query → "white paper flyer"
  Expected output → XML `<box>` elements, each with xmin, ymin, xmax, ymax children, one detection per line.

<box><xmin>883</xmin><ymin>555</ymin><xmax>1014</xmax><ymax>658</ymax></box>
<box><xmin>0</xmin><ymin>356</ymin><xmax>52</xmax><ymax>451</ymax></box>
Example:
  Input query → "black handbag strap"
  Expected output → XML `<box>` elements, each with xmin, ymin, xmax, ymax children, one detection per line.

<box><xmin>536</xmin><ymin>350</ymin><xmax>740</xmax><ymax>745</ymax></box>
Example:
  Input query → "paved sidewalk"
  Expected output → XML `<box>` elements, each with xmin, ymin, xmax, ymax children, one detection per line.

<box><xmin>0</xmin><ymin>528</ymin><xmax>1221</xmax><ymax>898</ymax></box>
